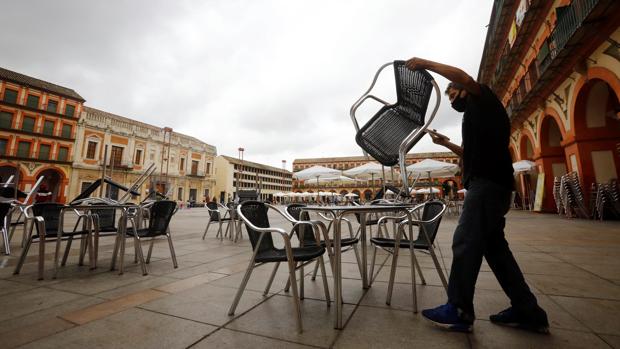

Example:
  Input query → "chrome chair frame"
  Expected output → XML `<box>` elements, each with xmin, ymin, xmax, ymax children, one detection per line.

<box><xmin>228</xmin><ymin>202</ymin><xmax>330</xmax><ymax>333</ymax></box>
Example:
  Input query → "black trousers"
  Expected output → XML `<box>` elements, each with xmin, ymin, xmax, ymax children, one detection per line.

<box><xmin>447</xmin><ymin>177</ymin><xmax>539</xmax><ymax>321</ymax></box>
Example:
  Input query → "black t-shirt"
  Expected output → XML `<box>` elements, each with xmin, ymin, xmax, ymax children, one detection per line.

<box><xmin>461</xmin><ymin>84</ymin><xmax>514</xmax><ymax>190</ymax></box>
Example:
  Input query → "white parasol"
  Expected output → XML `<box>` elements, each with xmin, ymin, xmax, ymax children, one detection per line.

<box><xmin>512</xmin><ymin>160</ymin><xmax>537</xmax><ymax>174</ymax></box>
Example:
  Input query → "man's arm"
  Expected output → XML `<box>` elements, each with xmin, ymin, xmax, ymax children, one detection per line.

<box><xmin>427</xmin><ymin>131</ymin><xmax>463</xmax><ymax>157</ymax></box>
<box><xmin>406</xmin><ymin>57</ymin><xmax>481</xmax><ymax>96</ymax></box>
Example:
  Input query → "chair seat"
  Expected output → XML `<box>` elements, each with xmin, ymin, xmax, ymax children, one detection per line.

<box><xmin>213</xmin><ymin>217</ymin><xmax>232</xmax><ymax>222</ymax></box>
<box><xmin>127</xmin><ymin>228</ymin><xmax>166</xmax><ymax>238</ymax></box>
<box><xmin>255</xmin><ymin>246</ymin><xmax>326</xmax><ymax>263</ymax></box>
<box><xmin>35</xmin><ymin>230</ymin><xmax>91</xmax><ymax>239</ymax></box>
<box><xmin>304</xmin><ymin>237</ymin><xmax>359</xmax><ymax>248</ymax></box>
<box><xmin>370</xmin><ymin>237</ymin><xmax>430</xmax><ymax>250</ymax></box>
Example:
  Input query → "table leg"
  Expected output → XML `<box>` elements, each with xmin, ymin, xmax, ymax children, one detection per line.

<box><xmin>360</xmin><ymin>214</ymin><xmax>368</xmax><ymax>289</ymax></box>
<box><xmin>334</xmin><ymin>215</ymin><xmax>342</xmax><ymax>329</ymax></box>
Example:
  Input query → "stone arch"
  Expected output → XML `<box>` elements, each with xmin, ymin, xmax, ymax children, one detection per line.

<box><xmin>339</xmin><ymin>190</ymin><xmax>348</xmax><ymax>196</ymax></box>
<box><xmin>363</xmin><ymin>189</ymin><xmax>372</xmax><ymax>201</ymax></box>
<box><xmin>518</xmin><ymin>130</ymin><xmax>536</xmax><ymax>160</ymax></box>
<box><xmin>34</xmin><ymin>166</ymin><xmax>67</xmax><ymax>203</ymax></box>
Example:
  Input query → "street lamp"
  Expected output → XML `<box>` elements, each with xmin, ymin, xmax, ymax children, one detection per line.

<box><xmin>236</xmin><ymin>147</ymin><xmax>244</xmax><ymax>201</ymax></box>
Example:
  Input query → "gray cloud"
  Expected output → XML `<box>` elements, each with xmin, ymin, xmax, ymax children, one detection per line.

<box><xmin>1</xmin><ymin>0</ymin><xmax>491</xmax><ymax>169</ymax></box>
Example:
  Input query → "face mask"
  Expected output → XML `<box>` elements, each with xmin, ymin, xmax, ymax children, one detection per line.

<box><xmin>451</xmin><ymin>92</ymin><xmax>467</xmax><ymax>113</ymax></box>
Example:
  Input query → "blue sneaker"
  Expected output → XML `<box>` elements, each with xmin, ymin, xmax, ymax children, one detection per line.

<box><xmin>422</xmin><ymin>303</ymin><xmax>473</xmax><ymax>332</ymax></box>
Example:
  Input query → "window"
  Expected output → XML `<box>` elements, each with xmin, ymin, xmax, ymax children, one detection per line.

<box><xmin>179</xmin><ymin>158</ymin><xmax>185</xmax><ymax>171</ymax></box>
<box><xmin>0</xmin><ymin>139</ymin><xmax>7</xmax><ymax>155</ymax></box>
<box><xmin>17</xmin><ymin>141</ymin><xmax>31</xmax><ymax>158</ymax></box>
<box><xmin>86</xmin><ymin>141</ymin><xmax>97</xmax><ymax>159</ymax></box>
<box><xmin>61</xmin><ymin>124</ymin><xmax>72</xmax><ymax>138</ymax></box>
<box><xmin>149</xmin><ymin>150</ymin><xmax>155</xmax><ymax>161</ymax></box>
<box><xmin>43</xmin><ymin>120</ymin><xmax>55</xmax><ymax>135</ymax></box>
<box><xmin>38</xmin><ymin>144</ymin><xmax>51</xmax><ymax>160</ymax></box>
<box><xmin>191</xmin><ymin>160</ymin><xmax>198</xmax><ymax>175</ymax></box>
<box><xmin>64</xmin><ymin>104</ymin><xmax>75</xmax><ymax>117</ymax></box>
<box><xmin>110</xmin><ymin>146</ymin><xmax>123</xmax><ymax>166</ymax></box>
<box><xmin>22</xmin><ymin>116</ymin><xmax>35</xmax><ymax>132</ymax></box>
<box><xmin>134</xmin><ymin>149</ymin><xmax>142</xmax><ymax>165</ymax></box>
<box><xmin>0</xmin><ymin>111</ymin><xmax>12</xmax><ymax>128</ymax></box>
<box><xmin>3</xmin><ymin>89</ymin><xmax>18</xmax><ymax>104</ymax></box>
<box><xmin>46</xmin><ymin>100</ymin><xmax>58</xmax><ymax>113</ymax></box>
<box><xmin>206</xmin><ymin>162</ymin><xmax>211</xmax><ymax>174</ymax></box>
<box><xmin>57</xmin><ymin>147</ymin><xmax>69</xmax><ymax>161</ymax></box>
<box><xmin>26</xmin><ymin>95</ymin><xmax>39</xmax><ymax>109</ymax></box>
<box><xmin>177</xmin><ymin>187</ymin><xmax>183</xmax><ymax>200</ymax></box>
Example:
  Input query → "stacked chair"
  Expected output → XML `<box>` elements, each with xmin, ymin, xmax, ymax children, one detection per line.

<box><xmin>593</xmin><ymin>180</ymin><xmax>620</xmax><ymax>220</ymax></box>
<box><xmin>557</xmin><ymin>172</ymin><xmax>589</xmax><ymax>219</ymax></box>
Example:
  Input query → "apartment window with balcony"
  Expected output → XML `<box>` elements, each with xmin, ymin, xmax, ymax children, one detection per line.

<box><xmin>57</xmin><ymin>146</ymin><xmax>69</xmax><ymax>161</ymax></box>
<box><xmin>206</xmin><ymin>162</ymin><xmax>211</xmax><ymax>174</ymax></box>
<box><xmin>64</xmin><ymin>104</ymin><xmax>75</xmax><ymax>117</ymax></box>
<box><xmin>191</xmin><ymin>160</ymin><xmax>198</xmax><ymax>175</ymax></box>
<box><xmin>179</xmin><ymin>158</ymin><xmax>185</xmax><ymax>171</ymax></box>
<box><xmin>0</xmin><ymin>111</ymin><xmax>12</xmax><ymax>129</ymax></box>
<box><xmin>43</xmin><ymin>120</ymin><xmax>55</xmax><ymax>135</ymax></box>
<box><xmin>3</xmin><ymin>89</ymin><xmax>18</xmax><ymax>104</ymax></box>
<box><xmin>86</xmin><ymin>141</ymin><xmax>97</xmax><ymax>159</ymax></box>
<box><xmin>134</xmin><ymin>149</ymin><xmax>142</xmax><ymax>165</ymax></box>
<box><xmin>38</xmin><ymin>144</ymin><xmax>51</xmax><ymax>160</ymax></box>
<box><xmin>110</xmin><ymin>146</ymin><xmax>123</xmax><ymax>167</ymax></box>
<box><xmin>0</xmin><ymin>138</ymin><xmax>7</xmax><ymax>155</ymax></box>
<box><xmin>46</xmin><ymin>100</ymin><xmax>58</xmax><ymax>113</ymax></box>
<box><xmin>61</xmin><ymin>124</ymin><xmax>72</xmax><ymax>138</ymax></box>
<box><xmin>17</xmin><ymin>141</ymin><xmax>31</xmax><ymax>158</ymax></box>
<box><xmin>22</xmin><ymin>116</ymin><xmax>35</xmax><ymax>132</ymax></box>
<box><xmin>177</xmin><ymin>187</ymin><xmax>183</xmax><ymax>201</ymax></box>
<box><xmin>26</xmin><ymin>95</ymin><xmax>40</xmax><ymax>109</ymax></box>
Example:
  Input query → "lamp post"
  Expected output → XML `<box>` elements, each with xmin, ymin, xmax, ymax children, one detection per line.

<box><xmin>236</xmin><ymin>147</ymin><xmax>244</xmax><ymax>201</ymax></box>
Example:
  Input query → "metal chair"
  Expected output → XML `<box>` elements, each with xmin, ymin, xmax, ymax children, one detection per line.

<box><xmin>202</xmin><ymin>202</ymin><xmax>232</xmax><ymax>240</ymax></box>
<box><xmin>13</xmin><ymin>203</ymin><xmax>94</xmax><ymax>280</ymax></box>
<box><xmin>369</xmin><ymin>200</ymin><xmax>447</xmax><ymax>313</ymax></box>
<box><xmin>351</xmin><ymin>61</ymin><xmax>440</xmax><ymax>195</ymax></box>
<box><xmin>0</xmin><ymin>202</ymin><xmax>11</xmax><ymax>255</ymax></box>
<box><xmin>113</xmin><ymin>200</ymin><xmax>178</xmax><ymax>275</ymax></box>
<box><xmin>285</xmin><ymin>203</ymin><xmax>364</xmax><ymax>283</ymax></box>
<box><xmin>228</xmin><ymin>201</ymin><xmax>330</xmax><ymax>333</ymax></box>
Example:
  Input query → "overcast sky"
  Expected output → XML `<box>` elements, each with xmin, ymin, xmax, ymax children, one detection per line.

<box><xmin>2</xmin><ymin>1</ymin><xmax>492</xmax><ymax>170</ymax></box>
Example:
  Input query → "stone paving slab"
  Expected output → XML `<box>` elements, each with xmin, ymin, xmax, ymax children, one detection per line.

<box><xmin>0</xmin><ymin>207</ymin><xmax>618</xmax><ymax>348</ymax></box>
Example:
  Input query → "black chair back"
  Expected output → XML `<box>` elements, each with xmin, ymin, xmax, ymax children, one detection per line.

<box><xmin>147</xmin><ymin>201</ymin><xmax>177</xmax><ymax>235</ymax></box>
<box><xmin>355</xmin><ymin>63</ymin><xmax>434</xmax><ymax>166</ymax></box>
<box><xmin>412</xmin><ymin>200</ymin><xmax>445</xmax><ymax>248</ymax></box>
<box><xmin>90</xmin><ymin>204</ymin><xmax>117</xmax><ymax>231</ymax></box>
<box><xmin>206</xmin><ymin>202</ymin><xmax>221</xmax><ymax>220</ymax></box>
<box><xmin>238</xmin><ymin>201</ymin><xmax>275</xmax><ymax>254</ymax></box>
<box><xmin>0</xmin><ymin>202</ymin><xmax>11</xmax><ymax>221</ymax></box>
<box><xmin>285</xmin><ymin>204</ymin><xmax>315</xmax><ymax>245</ymax></box>
<box><xmin>31</xmin><ymin>202</ymin><xmax>64</xmax><ymax>235</ymax></box>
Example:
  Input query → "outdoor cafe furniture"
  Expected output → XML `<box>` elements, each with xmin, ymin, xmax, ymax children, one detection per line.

<box><xmin>301</xmin><ymin>204</ymin><xmax>415</xmax><ymax>329</ymax></box>
<box><xmin>370</xmin><ymin>200</ymin><xmax>448</xmax><ymax>313</ymax></box>
<box><xmin>228</xmin><ymin>201</ymin><xmax>330</xmax><ymax>333</ymax></box>
<box><xmin>202</xmin><ymin>201</ymin><xmax>232</xmax><ymax>240</ymax></box>
<box><xmin>0</xmin><ymin>202</ymin><xmax>13</xmax><ymax>256</ymax></box>
<box><xmin>1</xmin><ymin>175</ymin><xmax>44</xmax><ymax>255</ymax></box>
<box><xmin>112</xmin><ymin>200</ymin><xmax>178</xmax><ymax>276</ymax></box>
<box><xmin>13</xmin><ymin>202</ymin><xmax>96</xmax><ymax>280</ymax></box>
<box><xmin>285</xmin><ymin>203</ymin><xmax>364</xmax><ymax>282</ymax></box>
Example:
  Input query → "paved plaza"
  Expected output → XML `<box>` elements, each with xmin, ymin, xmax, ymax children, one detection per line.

<box><xmin>0</xmin><ymin>207</ymin><xmax>619</xmax><ymax>348</ymax></box>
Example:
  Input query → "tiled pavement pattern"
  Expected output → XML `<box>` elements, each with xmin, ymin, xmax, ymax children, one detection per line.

<box><xmin>0</xmin><ymin>207</ymin><xmax>619</xmax><ymax>348</ymax></box>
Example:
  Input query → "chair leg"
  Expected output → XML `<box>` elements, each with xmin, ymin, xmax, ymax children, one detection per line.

<box><xmin>286</xmin><ymin>258</ymin><xmax>303</xmax><ymax>333</ymax></box>
<box><xmin>318</xmin><ymin>256</ymin><xmax>331</xmax><ymax>307</ymax></box>
<box><xmin>166</xmin><ymin>233</ymin><xmax>178</xmax><ymax>268</ymax></box>
<box><xmin>119</xmin><ymin>235</ymin><xmax>127</xmax><ymax>275</ymax></box>
<box><xmin>264</xmin><ymin>262</ymin><xmax>280</xmax><ymax>296</ymax></box>
<box><xmin>369</xmin><ymin>245</ymin><xmax>377</xmax><ymax>286</ymax></box>
<box><xmin>409</xmin><ymin>248</ymin><xmax>418</xmax><ymax>313</ymax></box>
<box><xmin>110</xmin><ymin>232</ymin><xmax>121</xmax><ymax>271</ymax></box>
<box><xmin>61</xmin><ymin>236</ymin><xmax>73</xmax><ymax>267</ymax></box>
<box><xmin>299</xmin><ymin>262</ymin><xmax>304</xmax><ymax>300</ymax></box>
<box><xmin>386</xmin><ymin>248</ymin><xmax>399</xmax><ymax>306</ymax></box>
<box><xmin>146</xmin><ymin>239</ymin><xmax>155</xmax><ymax>264</ymax></box>
<box><xmin>311</xmin><ymin>260</ymin><xmax>319</xmax><ymax>281</ymax></box>
<box><xmin>202</xmin><ymin>219</ymin><xmax>212</xmax><ymax>240</ymax></box>
<box><xmin>38</xmin><ymin>231</ymin><xmax>46</xmax><ymax>280</ymax></box>
<box><xmin>412</xmin><ymin>249</ymin><xmax>426</xmax><ymax>285</ymax></box>
<box><xmin>228</xmin><ymin>259</ymin><xmax>257</xmax><ymax>316</ymax></box>
<box><xmin>133</xmin><ymin>235</ymin><xmax>148</xmax><ymax>275</ymax></box>
<box><xmin>352</xmin><ymin>244</ymin><xmax>364</xmax><ymax>280</ymax></box>
<box><xmin>13</xmin><ymin>236</ymin><xmax>33</xmax><ymax>275</ymax></box>
<box><xmin>78</xmin><ymin>234</ymin><xmax>86</xmax><ymax>266</ymax></box>
<box><xmin>216</xmin><ymin>220</ymin><xmax>223</xmax><ymax>240</ymax></box>
<box><xmin>1</xmin><ymin>225</ymin><xmax>9</xmax><ymax>255</ymax></box>
<box><xmin>428</xmin><ymin>247</ymin><xmax>448</xmax><ymax>291</ymax></box>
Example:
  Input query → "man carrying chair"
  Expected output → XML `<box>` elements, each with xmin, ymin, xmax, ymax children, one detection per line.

<box><xmin>405</xmin><ymin>57</ymin><xmax>549</xmax><ymax>334</ymax></box>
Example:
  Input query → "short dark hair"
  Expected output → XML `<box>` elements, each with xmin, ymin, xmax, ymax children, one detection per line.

<box><xmin>445</xmin><ymin>82</ymin><xmax>465</xmax><ymax>95</ymax></box>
